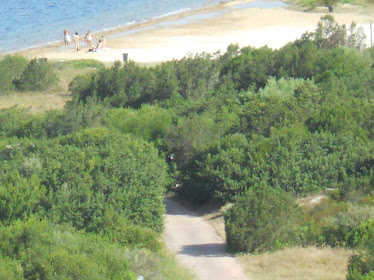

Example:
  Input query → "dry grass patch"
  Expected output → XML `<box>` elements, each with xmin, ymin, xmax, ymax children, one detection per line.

<box><xmin>0</xmin><ymin>92</ymin><xmax>70</xmax><ymax>114</ymax></box>
<box><xmin>236</xmin><ymin>247</ymin><xmax>351</xmax><ymax>280</ymax></box>
<box><xmin>199</xmin><ymin>198</ymin><xmax>352</xmax><ymax>280</ymax></box>
<box><xmin>0</xmin><ymin>64</ymin><xmax>97</xmax><ymax>114</ymax></box>
<box><xmin>53</xmin><ymin>65</ymin><xmax>97</xmax><ymax>92</ymax></box>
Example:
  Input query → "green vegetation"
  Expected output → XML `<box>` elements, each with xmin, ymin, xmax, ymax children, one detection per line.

<box><xmin>0</xmin><ymin>16</ymin><xmax>373</xmax><ymax>279</ymax></box>
<box><xmin>294</xmin><ymin>0</ymin><xmax>374</xmax><ymax>8</ymax></box>
<box><xmin>0</xmin><ymin>55</ymin><xmax>28</xmax><ymax>93</ymax></box>
<box><xmin>54</xmin><ymin>59</ymin><xmax>106</xmax><ymax>70</ymax></box>
<box><xmin>13</xmin><ymin>58</ymin><xmax>59</xmax><ymax>92</ymax></box>
<box><xmin>225</xmin><ymin>183</ymin><xmax>304</xmax><ymax>253</ymax></box>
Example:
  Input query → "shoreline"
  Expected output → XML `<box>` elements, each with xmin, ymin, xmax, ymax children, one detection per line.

<box><xmin>13</xmin><ymin>0</ymin><xmax>240</xmax><ymax>57</ymax></box>
<box><xmin>6</xmin><ymin>1</ymin><xmax>225</xmax><ymax>55</ymax></box>
<box><xmin>14</xmin><ymin>0</ymin><xmax>374</xmax><ymax>64</ymax></box>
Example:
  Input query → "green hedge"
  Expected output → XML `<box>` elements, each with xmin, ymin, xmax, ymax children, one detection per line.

<box><xmin>224</xmin><ymin>183</ymin><xmax>304</xmax><ymax>253</ymax></box>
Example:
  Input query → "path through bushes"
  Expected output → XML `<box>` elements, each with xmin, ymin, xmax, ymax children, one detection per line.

<box><xmin>164</xmin><ymin>198</ymin><xmax>249</xmax><ymax>280</ymax></box>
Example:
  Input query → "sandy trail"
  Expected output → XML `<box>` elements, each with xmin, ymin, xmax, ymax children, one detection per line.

<box><xmin>164</xmin><ymin>198</ymin><xmax>248</xmax><ymax>280</ymax></box>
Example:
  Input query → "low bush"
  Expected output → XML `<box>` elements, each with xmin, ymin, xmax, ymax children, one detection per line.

<box><xmin>0</xmin><ymin>217</ymin><xmax>137</xmax><ymax>279</ymax></box>
<box><xmin>0</xmin><ymin>128</ymin><xmax>170</xmax><ymax>233</ymax></box>
<box><xmin>54</xmin><ymin>59</ymin><xmax>105</xmax><ymax>70</ymax></box>
<box><xmin>0</xmin><ymin>256</ymin><xmax>24</xmax><ymax>280</ymax></box>
<box><xmin>322</xmin><ymin>205</ymin><xmax>374</xmax><ymax>247</ymax></box>
<box><xmin>346</xmin><ymin>222</ymin><xmax>374</xmax><ymax>279</ymax></box>
<box><xmin>14</xmin><ymin>58</ymin><xmax>58</xmax><ymax>91</ymax></box>
<box><xmin>347</xmin><ymin>253</ymin><xmax>374</xmax><ymax>280</ymax></box>
<box><xmin>0</xmin><ymin>55</ymin><xmax>28</xmax><ymax>93</ymax></box>
<box><xmin>224</xmin><ymin>183</ymin><xmax>304</xmax><ymax>253</ymax></box>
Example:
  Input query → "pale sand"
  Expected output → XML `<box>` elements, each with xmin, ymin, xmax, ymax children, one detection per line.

<box><xmin>18</xmin><ymin>0</ymin><xmax>374</xmax><ymax>64</ymax></box>
<box><xmin>164</xmin><ymin>198</ymin><xmax>249</xmax><ymax>280</ymax></box>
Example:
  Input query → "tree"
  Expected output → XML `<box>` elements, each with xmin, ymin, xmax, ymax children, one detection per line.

<box><xmin>301</xmin><ymin>15</ymin><xmax>366</xmax><ymax>50</ymax></box>
<box><xmin>220</xmin><ymin>46</ymin><xmax>275</xmax><ymax>92</ymax></box>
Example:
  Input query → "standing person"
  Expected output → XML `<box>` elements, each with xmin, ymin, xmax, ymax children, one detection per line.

<box><xmin>63</xmin><ymin>29</ymin><xmax>71</xmax><ymax>46</ymax></box>
<box><xmin>73</xmin><ymin>32</ymin><xmax>80</xmax><ymax>51</ymax></box>
<box><xmin>85</xmin><ymin>30</ymin><xmax>94</xmax><ymax>47</ymax></box>
<box><xmin>101</xmin><ymin>35</ymin><xmax>106</xmax><ymax>49</ymax></box>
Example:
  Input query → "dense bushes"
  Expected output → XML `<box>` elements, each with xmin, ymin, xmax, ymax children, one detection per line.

<box><xmin>0</xmin><ymin>128</ymin><xmax>169</xmax><ymax>233</ymax></box>
<box><xmin>322</xmin><ymin>205</ymin><xmax>374</xmax><ymax>247</ymax></box>
<box><xmin>0</xmin><ymin>218</ymin><xmax>137</xmax><ymax>279</ymax></box>
<box><xmin>0</xmin><ymin>113</ymin><xmax>175</xmax><ymax>277</ymax></box>
<box><xmin>220</xmin><ymin>46</ymin><xmax>275</xmax><ymax>92</ymax></box>
<box><xmin>224</xmin><ymin>183</ymin><xmax>304</xmax><ymax>253</ymax></box>
<box><xmin>65</xmin><ymin>16</ymin><xmax>374</xmax><ymax>207</ymax></box>
<box><xmin>0</xmin><ymin>15</ymin><xmax>373</xmax><ymax>278</ymax></box>
<box><xmin>69</xmin><ymin>52</ymin><xmax>222</xmax><ymax>109</ymax></box>
<box><xmin>176</xmin><ymin>113</ymin><xmax>374</xmax><ymax>203</ymax></box>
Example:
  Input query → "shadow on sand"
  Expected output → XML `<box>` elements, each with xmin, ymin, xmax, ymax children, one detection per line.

<box><xmin>179</xmin><ymin>243</ymin><xmax>229</xmax><ymax>257</ymax></box>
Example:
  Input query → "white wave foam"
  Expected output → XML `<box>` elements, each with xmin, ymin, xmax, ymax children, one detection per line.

<box><xmin>152</xmin><ymin>8</ymin><xmax>190</xmax><ymax>20</ymax></box>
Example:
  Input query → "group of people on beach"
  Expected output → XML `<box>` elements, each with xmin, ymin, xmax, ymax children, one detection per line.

<box><xmin>63</xmin><ymin>29</ymin><xmax>106</xmax><ymax>52</ymax></box>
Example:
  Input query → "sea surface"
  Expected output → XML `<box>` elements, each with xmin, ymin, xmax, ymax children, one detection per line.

<box><xmin>1</xmin><ymin>0</ymin><xmax>288</xmax><ymax>54</ymax></box>
<box><xmin>1</xmin><ymin>0</ymin><xmax>225</xmax><ymax>54</ymax></box>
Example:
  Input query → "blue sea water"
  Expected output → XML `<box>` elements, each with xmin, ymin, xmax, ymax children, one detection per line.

<box><xmin>0</xmin><ymin>0</ymin><xmax>224</xmax><ymax>54</ymax></box>
<box><xmin>1</xmin><ymin>0</ymin><xmax>289</xmax><ymax>54</ymax></box>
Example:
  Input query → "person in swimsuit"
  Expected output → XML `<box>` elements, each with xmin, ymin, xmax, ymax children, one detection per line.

<box><xmin>101</xmin><ymin>35</ymin><xmax>106</xmax><ymax>49</ymax></box>
<box><xmin>63</xmin><ymin>29</ymin><xmax>71</xmax><ymax>46</ymax></box>
<box><xmin>73</xmin><ymin>32</ymin><xmax>80</xmax><ymax>51</ymax></box>
<box><xmin>88</xmin><ymin>40</ymin><xmax>103</xmax><ymax>52</ymax></box>
<box><xmin>85</xmin><ymin>30</ymin><xmax>94</xmax><ymax>47</ymax></box>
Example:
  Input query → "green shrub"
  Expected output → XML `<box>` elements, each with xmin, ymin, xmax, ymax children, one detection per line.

<box><xmin>220</xmin><ymin>46</ymin><xmax>275</xmax><ymax>92</ymax></box>
<box><xmin>0</xmin><ymin>256</ymin><xmax>24</xmax><ymax>280</ymax></box>
<box><xmin>41</xmin><ymin>100</ymin><xmax>106</xmax><ymax>137</ymax></box>
<box><xmin>69</xmin><ymin>61</ymin><xmax>158</xmax><ymax>108</ymax></box>
<box><xmin>316</xmin><ymin>0</ymin><xmax>338</xmax><ymax>6</ymax></box>
<box><xmin>0</xmin><ymin>167</ymin><xmax>44</xmax><ymax>223</ymax></box>
<box><xmin>322</xmin><ymin>205</ymin><xmax>374</xmax><ymax>247</ymax></box>
<box><xmin>346</xmin><ymin>222</ymin><xmax>374</xmax><ymax>279</ymax></box>
<box><xmin>104</xmin><ymin>105</ymin><xmax>173</xmax><ymax>145</ymax></box>
<box><xmin>0</xmin><ymin>217</ymin><xmax>137</xmax><ymax>279</ymax></box>
<box><xmin>224</xmin><ymin>183</ymin><xmax>304</xmax><ymax>253</ymax></box>
<box><xmin>0</xmin><ymin>108</ymin><xmax>32</xmax><ymax>138</ymax></box>
<box><xmin>300</xmin><ymin>0</ymin><xmax>317</xmax><ymax>8</ymax></box>
<box><xmin>0</xmin><ymin>217</ymin><xmax>193</xmax><ymax>280</ymax></box>
<box><xmin>0</xmin><ymin>55</ymin><xmax>28</xmax><ymax>94</ymax></box>
<box><xmin>54</xmin><ymin>59</ymin><xmax>105</xmax><ymax>70</ymax></box>
<box><xmin>97</xmin><ymin>207</ymin><xmax>162</xmax><ymax>252</ymax></box>
<box><xmin>347</xmin><ymin>254</ymin><xmax>374</xmax><ymax>280</ymax></box>
<box><xmin>0</xmin><ymin>128</ymin><xmax>169</xmax><ymax>233</ymax></box>
<box><xmin>68</xmin><ymin>72</ymin><xmax>97</xmax><ymax>103</ymax></box>
<box><xmin>104</xmin><ymin>224</ymin><xmax>162</xmax><ymax>252</ymax></box>
<box><xmin>302</xmin><ymin>15</ymin><xmax>366</xmax><ymax>50</ymax></box>
<box><xmin>14</xmin><ymin>58</ymin><xmax>58</xmax><ymax>91</ymax></box>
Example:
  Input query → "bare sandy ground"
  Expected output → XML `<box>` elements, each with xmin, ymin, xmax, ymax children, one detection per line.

<box><xmin>18</xmin><ymin>0</ymin><xmax>374</xmax><ymax>64</ymax></box>
<box><xmin>164</xmin><ymin>198</ymin><xmax>249</xmax><ymax>280</ymax></box>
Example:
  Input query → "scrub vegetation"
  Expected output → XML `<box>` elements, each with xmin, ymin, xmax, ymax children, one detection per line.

<box><xmin>0</xmin><ymin>16</ymin><xmax>373</xmax><ymax>279</ymax></box>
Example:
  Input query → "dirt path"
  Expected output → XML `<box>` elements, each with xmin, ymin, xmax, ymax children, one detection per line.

<box><xmin>164</xmin><ymin>198</ymin><xmax>249</xmax><ymax>280</ymax></box>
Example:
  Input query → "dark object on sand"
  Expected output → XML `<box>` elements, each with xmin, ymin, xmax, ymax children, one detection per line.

<box><xmin>123</xmin><ymin>53</ymin><xmax>128</xmax><ymax>63</ymax></box>
<box><xmin>328</xmin><ymin>5</ymin><xmax>333</xmax><ymax>12</ymax></box>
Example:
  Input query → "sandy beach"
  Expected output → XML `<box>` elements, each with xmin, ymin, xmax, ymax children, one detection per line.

<box><xmin>18</xmin><ymin>0</ymin><xmax>374</xmax><ymax>64</ymax></box>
